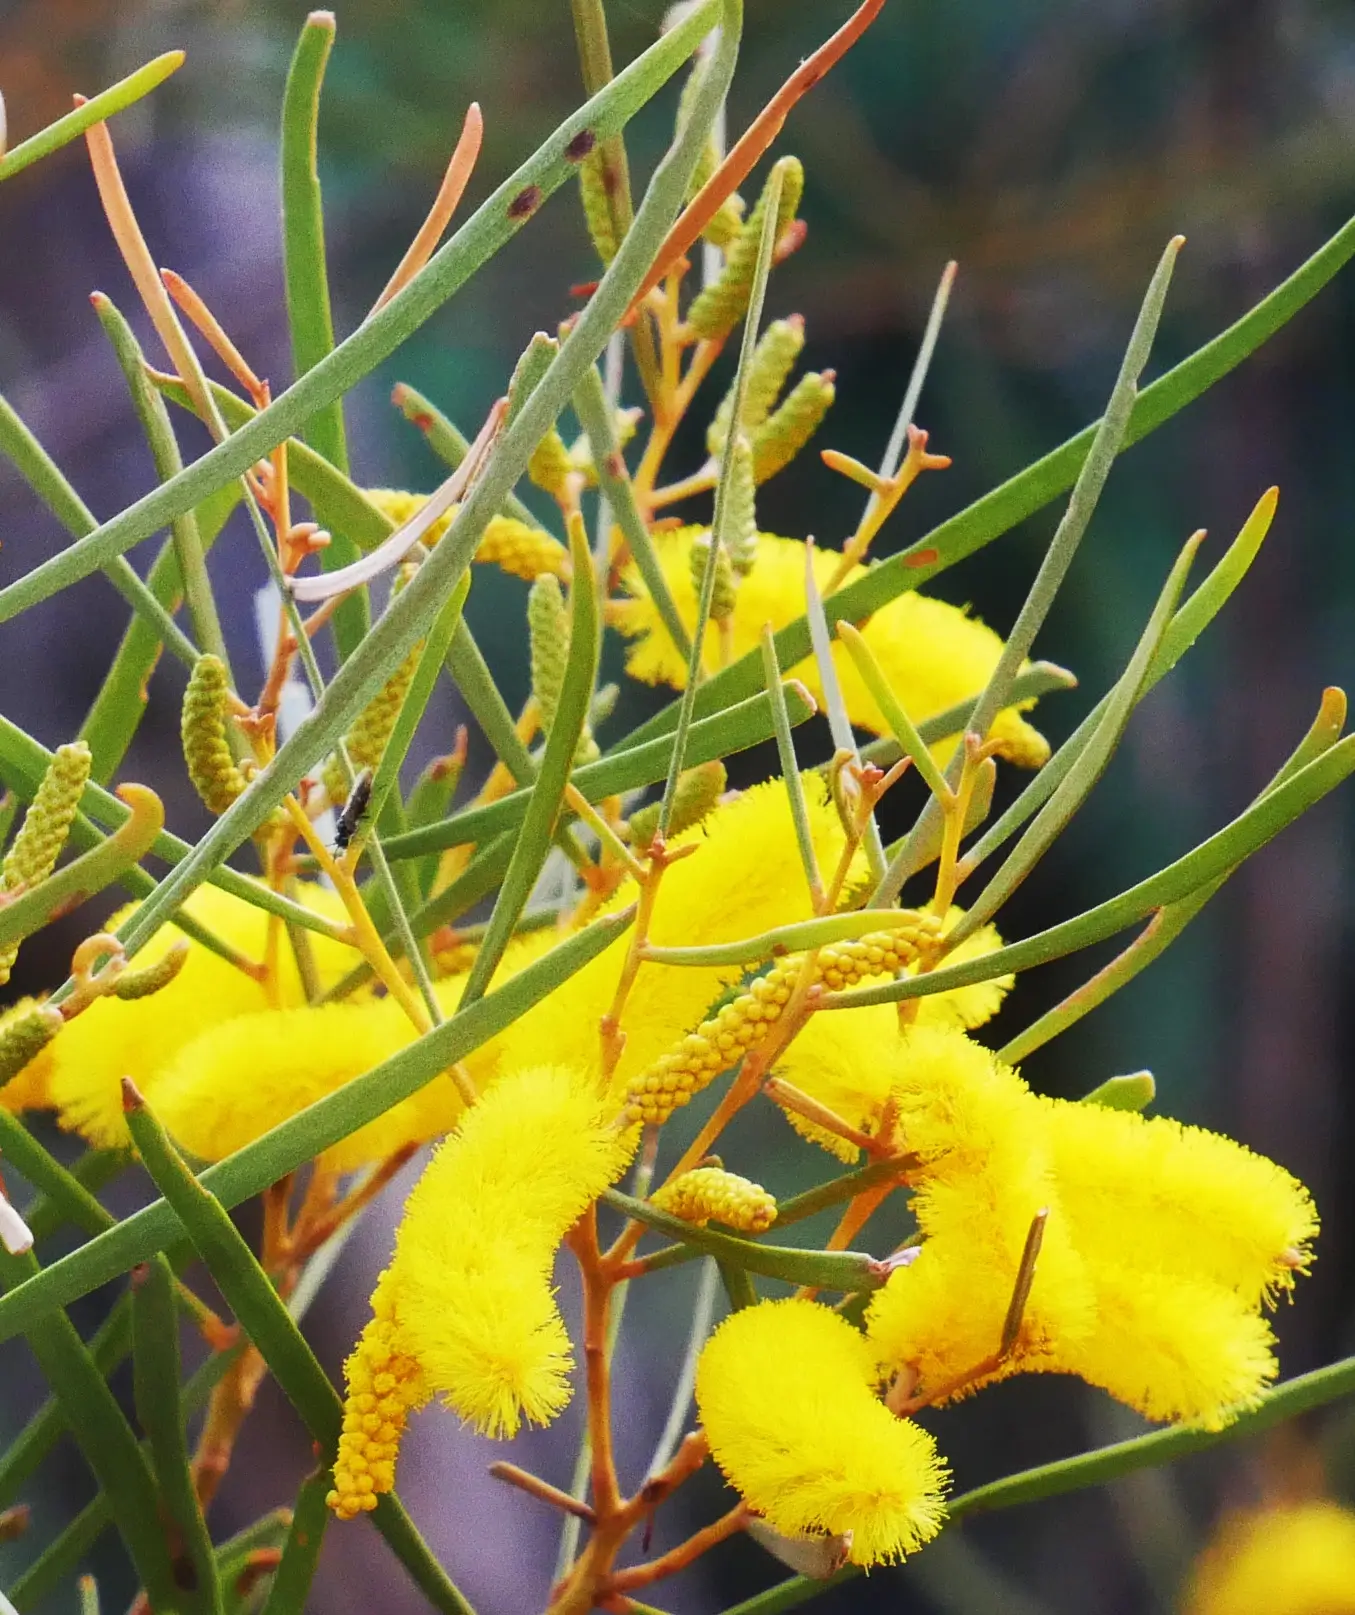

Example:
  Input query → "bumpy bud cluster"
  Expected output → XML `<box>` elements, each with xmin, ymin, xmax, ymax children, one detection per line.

<box><xmin>628</xmin><ymin>759</ymin><xmax>727</xmax><ymax>852</ymax></box>
<box><xmin>723</xmin><ymin>436</ymin><xmax>759</xmax><ymax>575</ymax></box>
<box><xmin>751</xmin><ymin>370</ymin><xmax>836</xmax><ymax>484</ymax></box>
<box><xmin>815</xmin><ymin>918</ymin><xmax>940</xmax><ymax>992</ymax></box>
<box><xmin>364</xmin><ymin>488</ymin><xmax>452</xmax><ymax>548</ymax></box>
<box><xmin>687</xmin><ymin>157</ymin><xmax>804</xmax><ymax>341</ymax></box>
<box><xmin>182</xmin><ymin>657</ymin><xmax>247</xmax><ymax>817</ymax></box>
<box><xmin>689</xmin><ymin>532</ymin><xmax>737</xmax><ymax>621</ymax></box>
<box><xmin>707</xmin><ymin>316</ymin><xmax>806</xmax><ymax>457</ymax></box>
<box><xmin>527</xmin><ymin>429</ymin><xmax>575</xmax><ymax>502</ymax></box>
<box><xmin>579</xmin><ymin>151</ymin><xmax>618</xmax><ymax>265</ymax></box>
<box><xmin>529</xmin><ymin>575</ymin><xmax>598</xmax><ymax>762</ymax></box>
<box><xmin>323</xmin><ymin>643</ymin><xmax>420</xmax><ymax>807</ymax></box>
<box><xmin>623</xmin><ymin>915</ymin><xmax>937</xmax><ymax>1126</ymax></box>
<box><xmin>112</xmin><ymin>941</ymin><xmax>190</xmax><ymax>1001</ymax></box>
<box><xmin>653</xmin><ymin>1166</ymin><xmax>778</xmax><ymax>1232</ymax></box>
<box><xmin>624</xmin><ymin>957</ymin><xmax>801</xmax><ymax>1126</ymax></box>
<box><xmin>475</xmin><ymin>516</ymin><xmax>570</xmax><ymax>582</ymax></box>
<box><xmin>0</xmin><ymin>1000</ymin><xmax>62</xmax><ymax>1089</ymax></box>
<box><xmin>328</xmin><ymin>1278</ymin><xmax>423</xmax><ymax>1519</ymax></box>
<box><xmin>0</xmin><ymin>743</ymin><xmax>91</xmax><ymax>985</ymax></box>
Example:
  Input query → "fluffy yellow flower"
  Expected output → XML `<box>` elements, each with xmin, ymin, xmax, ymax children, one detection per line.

<box><xmin>613</xmin><ymin>528</ymin><xmax>1049</xmax><ymax>766</ymax></box>
<box><xmin>771</xmin><ymin>922</ymin><xmax>1013</xmax><ymax>1163</ymax></box>
<box><xmin>862</xmin><ymin>1029</ymin><xmax>1313</xmax><ymax>1428</ymax></box>
<box><xmin>497</xmin><ymin>774</ymin><xmax>852</xmax><ymax>1094</ymax></box>
<box><xmin>1184</xmin><ymin>1501</ymin><xmax>1355</xmax><ymax>1615</ymax></box>
<box><xmin>1043</xmin><ymin>1097</ymin><xmax>1318</xmax><ymax>1308</ymax></box>
<box><xmin>695</xmin><ymin>1297</ymin><xmax>949</xmax><ymax>1566</ymax></box>
<box><xmin>46</xmin><ymin>881</ymin><xmax>360</xmax><ymax>1150</ymax></box>
<box><xmin>152</xmin><ymin>997</ymin><xmax>467</xmax><ymax>1173</ymax></box>
<box><xmin>329</xmin><ymin>1064</ymin><xmax>634</xmax><ymax>1519</ymax></box>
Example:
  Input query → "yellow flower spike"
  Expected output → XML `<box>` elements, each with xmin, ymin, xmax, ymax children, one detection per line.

<box><xmin>622</xmin><ymin>917</ymin><xmax>933</xmax><ymax>1127</ymax></box>
<box><xmin>652</xmin><ymin>1165</ymin><xmax>777</xmax><ymax>1232</ymax></box>
<box><xmin>180</xmin><ymin>656</ymin><xmax>246</xmax><ymax>816</ymax></box>
<box><xmin>322</xmin><ymin>639</ymin><xmax>420</xmax><ymax>807</ymax></box>
<box><xmin>707</xmin><ymin>316</ymin><xmax>805</xmax><ymax>457</ymax></box>
<box><xmin>695</xmin><ymin>1297</ymin><xmax>949</xmax><ymax>1566</ymax></box>
<box><xmin>0</xmin><ymin>998</ymin><xmax>63</xmax><ymax>1113</ymax></box>
<box><xmin>1183</xmin><ymin>1500</ymin><xmax>1355</xmax><ymax>1615</ymax></box>
<box><xmin>724</xmin><ymin>435</ymin><xmax>759</xmax><ymax>576</ymax></box>
<box><xmin>330</xmin><ymin>1064</ymin><xmax>636</xmax><ymax>1517</ymax></box>
<box><xmin>2</xmin><ymin>741</ymin><xmax>90</xmax><ymax>893</ymax></box>
<box><xmin>689</xmin><ymin>531</ymin><xmax>737</xmax><ymax>622</ymax></box>
<box><xmin>46</xmin><ymin>880</ymin><xmax>359</xmax><ymax>1150</ymax></box>
<box><xmin>750</xmin><ymin>370</ymin><xmax>836</xmax><ymax>485</ymax></box>
<box><xmin>627</xmin><ymin>759</ymin><xmax>726</xmax><ymax>852</ymax></box>
<box><xmin>578</xmin><ymin>148</ymin><xmax>618</xmax><ymax>265</ymax></box>
<box><xmin>1041</xmin><ymin>1097</ymin><xmax>1319</xmax><ymax>1309</ymax></box>
<box><xmin>614</xmin><ymin>528</ymin><xmax>1051</xmax><ymax>766</ymax></box>
<box><xmin>528</xmin><ymin>572</ymin><xmax>571</xmax><ymax>733</ymax></box>
<box><xmin>687</xmin><ymin>156</ymin><xmax>804</xmax><ymax>341</ymax></box>
<box><xmin>527</xmin><ymin>428</ymin><xmax>575</xmax><ymax>502</ymax></box>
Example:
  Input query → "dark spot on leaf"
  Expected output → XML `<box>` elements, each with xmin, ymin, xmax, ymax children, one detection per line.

<box><xmin>508</xmin><ymin>184</ymin><xmax>543</xmax><ymax>221</ymax></box>
<box><xmin>565</xmin><ymin>128</ymin><xmax>596</xmax><ymax>162</ymax></box>
<box><xmin>904</xmin><ymin>547</ymin><xmax>939</xmax><ymax>568</ymax></box>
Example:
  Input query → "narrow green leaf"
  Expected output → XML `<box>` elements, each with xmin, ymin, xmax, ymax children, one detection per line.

<box><xmin>836</xmin><ymin>622</ymin><xmax>951</xmax><ymax>802</ymax></box>
<box><xmin>877</xmin><ymin>237</ymin><xmax>1183</xmax><ymax>903</ymax></box>
<box><xmin>952</xmin><ymin>530</ymin><xmax>1202</xmax><ymax>939</ymax></box>
<box><xmin>379</xmin><ymin>683</ymin><xmax>815</xmax><ymax>861</ymax></box>
<box><xmin>824</xmin><ymin>734</ymin><xmax>1355</xmax><ymax>1014</ymax></box>
<box><xmin>1080</xmin><ymin>1072</ymin><xmax>1156</xmax><ymax>1112</ymax></box>
<box><xmin>0</xmin><ymin>1111</ymin><xmax>114</xmax><ymax>1239</ymax></box>
<box><xmin>22</xmin><ymin>1149</ymin><xmax>125</xmax><ymax>1246</ymax></box>
<box><xmin>0</xmin><ymin>392</ymin><xmax>200</xmax><ymax>670</ymax></box>
<box><xmin>0</xmin><ymin>52</ymin><xmax>185</xmax><ymax>182</ymax></box>
<box><xmin>0</xmin><ymin>1247</ymin><xmax>179</xmax><ymax>1611</ymax></box>
<box><xmin>574</xmin><ymin>360</ymin><xmax>692</xmax><ymax>661</ymax></box>
<box><xmin>759</xmin><ymin>628</ymin><xmax>822</xmax><ymax>905</ymax></box>
<box><xmin>622</xmin><ymin>198</ymin><xmax>1355</xmax><ymax>755</ymax></box>
<box><xmin>995</xmin><ymin>683</ymin><xmax>1346</xmax><ymax>1065</ymax></box>
<box><xmin>6</xmin><ymin>1497</ymin><xmax>109</xmax><ymax>1612</ymax></box>
<box><xmin>258</xmin><ymin>1470</ymin><xmax>330</xmax><ymax>1615</ymax></box>
<box><xmin>461</xmin><ymin>519</ymin><xmax>598</xmax><ymax>1005</ymax></box>
<box><xmin>640</xmin><ymin>906</ymin><xmax>914</xmax><ymax>968</ymax></box>
<box><xmin>0</xmin><ymin>0</ymin><xmax>728</xmax><ymax>621</ymax></box>
<box><xmin>603</xmin><ymin>1189</ymin><xmax>884</xmax><ymax>1293</ymax></box>
<box><xmin>961</xmin><ymin>487</ymin><xmax>1279</xmax><ymax>879</ymax></box>
<box><xmin>79</xmin><ymin>481</ymin><xmax>240</xmax><ymax>785</ymax></box>
<box><xmin>94</xmin><ymin>293</ymin><xmax>233</xmax><ymax>673</ymax></box>
<box><xmin>280</xmin><ymin>12</ymin><xmax>350</xmax><ymax>475</ymax></box>
<box><xmin>131</xmin><ymin>1254</ymin><xmax>222</xmax><ymax>1615</ymax></box>
<box><xmin>0</xmin><ymin>905</ymin><xmax>634</xmax><ymax>1339</ymax></box>
<box><xmin>661</xmin><ymin>154</ymin><xmax>782</xmax><ymax>834</ymax></box>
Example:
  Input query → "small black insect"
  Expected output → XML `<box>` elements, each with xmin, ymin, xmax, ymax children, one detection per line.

<box><xmin>334</xmin><ymin>768</ymin><xmax>374</xmax><ymax>854</ymax></box>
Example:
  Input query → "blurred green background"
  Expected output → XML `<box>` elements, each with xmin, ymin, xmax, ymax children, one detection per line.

<box><xmin>0</xmin><ymin>1</ymin><xmax>1352</xmax><ymax>1610</ymax></box>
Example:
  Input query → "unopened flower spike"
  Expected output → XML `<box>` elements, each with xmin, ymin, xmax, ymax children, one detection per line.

<box><xmin>676</xmin><ymin>66</ymin><xmax>745</xmax><ymax>249</ymax></box>
<box><xmin>578</xmin><ymin>147</ymin><xmax>619</xmax><ymax>265</ymax></box>
<box><xmin>686</xmin><ymin>156</ymin><xmax>804</xmax><ymax>341</ymax></box>
<box><xmin>652</xmin><ymin>1165</ymin><xmax>777</xmax><ymax>1232</ymax></box>
<box><xmin>529</xmin><ymin>567</ymin><xmax>598</xmax><ymax>761</ymax></box>
<box><xmin>0</xmin><ymin>999</ymin><xmax>63</xmax><ymax>1104</ymax></box>
<box><xmin>707</xmin><ymin>315</ymin><xmax>806</xmax><ymax>456</ymax></box>
<box><xmin>628</xmin><ymin>758</ymin><xmax>726</xmax><ymax>851</ymax></box>
<box><xmin>751</xmin><ymin>369</ymin><xmax>836</xmax><ymax>484</ymax></box>
<box><xmin>110</xmin><ymin>940</ymin><xmax>190</xmax><ymax>1001</ymax></box>
<box><xmin>0</xmin><ymin>740</ymin><xmax>91</xmax><ymax>985</ymax></box>
<box><xmin>689</xmin><ymin>530</ymin><xmax>737</xmax><ymax>622</ymax></box>
<box><xmin>322</xmin><ymin>631</ymin><xmax>421</xmax><ymax>808</ymax></box>
<box><xmin>181</xmin><ymin>655</ymin><xmax>247</xmax><ymax>817</ymax></box>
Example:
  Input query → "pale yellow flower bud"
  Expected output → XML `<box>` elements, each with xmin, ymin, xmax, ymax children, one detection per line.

<box><xmin>653</xmin><ymin>1165</ymin><xmax>777</xmax><ymax>1232</ymax></box>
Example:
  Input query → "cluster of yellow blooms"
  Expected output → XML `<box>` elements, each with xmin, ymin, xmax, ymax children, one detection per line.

<box><xmin>1184</xmin><ymin>1500</ymin><xmax>1355</xmax><ymax>1615</ymax></box>
<box><xmin>0</xmin><ymin>546</ymin><xmax>1321</xmax><ymax>1578</ymax></box>
<box><xmin>614</xmin><ymin>527</ymin><xmax>1052</xmax><ymax>767</ymax></box>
